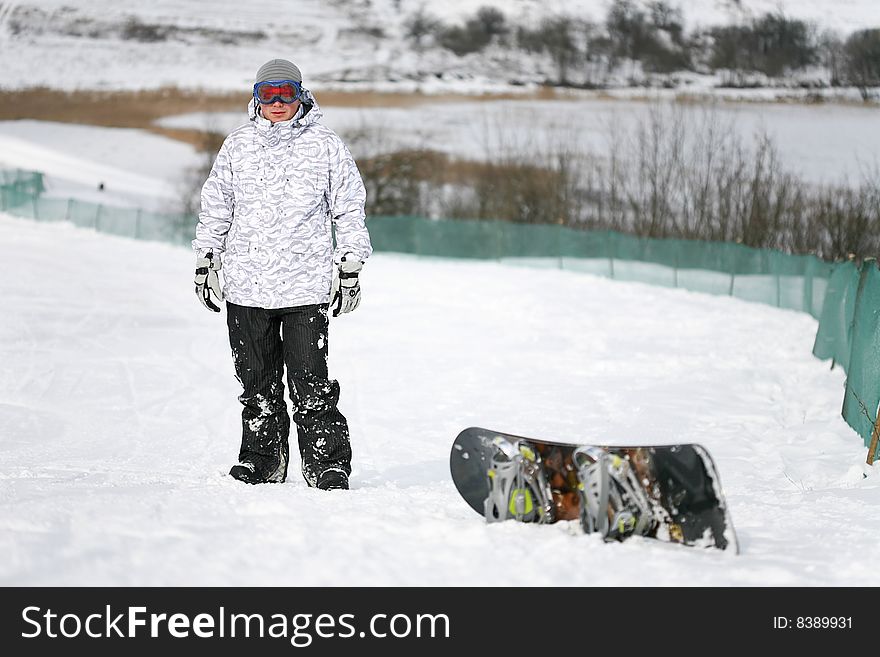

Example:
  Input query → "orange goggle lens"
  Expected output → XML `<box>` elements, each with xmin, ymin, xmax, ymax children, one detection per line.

<box><xmin>254</xmin><ymin>80</ymin><xmax>301</xmax><ymax>104</ymax></box>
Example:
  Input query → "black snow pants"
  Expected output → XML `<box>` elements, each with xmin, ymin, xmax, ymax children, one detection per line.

<box><xmin>226</xmin><ymin>302</ymin><xmax>351</xmax><ymax>486</ymax></box>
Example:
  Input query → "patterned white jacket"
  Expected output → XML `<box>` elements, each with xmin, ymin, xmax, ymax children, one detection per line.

<box><xmin>192</xmin><ymin>91</ymin><xmax>372</xmax><ymax>309</ymax></box>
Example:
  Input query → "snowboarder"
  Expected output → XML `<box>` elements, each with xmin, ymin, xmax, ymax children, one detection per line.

<box><xmin>192</xmin><ymin>58</ymin><xmax>372</xmax><ymax>491</ymax></box>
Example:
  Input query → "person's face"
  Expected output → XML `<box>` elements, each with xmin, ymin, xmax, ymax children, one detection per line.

<box><xmin>260</xmin><ymin>98</ymin><xmax>300</xmax><ymax>124</ymax></box>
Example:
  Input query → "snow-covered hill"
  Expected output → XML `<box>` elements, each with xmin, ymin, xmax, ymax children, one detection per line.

<box><xmin>2</xmin><ymin>0</ymin><xmax>880</xmax><ymax>92</ymax></box>
<box><xmin>1</xmin><ymin>211</ymin><xmax>877</xmax><ymax>586</ymax></box>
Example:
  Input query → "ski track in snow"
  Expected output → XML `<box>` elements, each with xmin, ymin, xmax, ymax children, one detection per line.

<box><xmin>0</xmin><ymin>213</ymin><xmax>878</xmax><ymax>586</ymax></box>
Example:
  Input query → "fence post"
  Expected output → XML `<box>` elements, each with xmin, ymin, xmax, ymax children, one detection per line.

<box><xmin>728</xmin><ymin>249</ymin><xmax>735</xmax><ymax>296</ymax></box>
<box><xmin>803</xmin><ymin>258</ymin><xmax>815</xmax><ymax>316</ymax></box>
<box><xmin>556</xmin><ymin>225</ymin><xmax>563</xmax><ymax>271</ymax></box>
<box><xmin>867</xmin><ymin>411</ymin><xmax>880</xmax><ymax>465</ymax></box>
<box><xmin>673</xmin><ymin>242</ymin><xmax>679</xmax><ymax>288</ymax></box>
<box><xmin>776</xmin><ymin>271</ymin><xmax>781</xmax><ymax>307</ymax></box>
<box><xmin>414</xmin><ymin>216</ymin><xmax>422</xmax><ymax>256</ymax></box>
<box><xmin>607</xmin><ymin>232</ymin><xmax>615</xmax><ymax>279</ymax></box>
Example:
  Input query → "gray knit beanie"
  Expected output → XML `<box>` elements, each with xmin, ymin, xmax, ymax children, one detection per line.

<box><xmin>255</xmin><ymin>59</ymin><xmax>302</xmax><ymax>84</ymax></box>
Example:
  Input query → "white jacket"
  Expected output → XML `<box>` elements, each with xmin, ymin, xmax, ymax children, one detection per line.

<box><xmin>192</xmin><ymin>91</ymin><xmax>372</xmax><ymax>309</ymax></box>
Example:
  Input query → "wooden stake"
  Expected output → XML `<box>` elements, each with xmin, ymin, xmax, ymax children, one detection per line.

<box><xmin>868</xmin><ymin>412</ymin><xmax>880</xmax><ymax>466</ymax></box>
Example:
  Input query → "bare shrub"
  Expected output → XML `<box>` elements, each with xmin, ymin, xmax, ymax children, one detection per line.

<box><xmin>122</xmin><ymin>17</ymin><xmax>170</xmax><ymax>42</ymax></box>
<box><xmin>807</xmin><ymin>181</ymin><xmax>880</xmax><ymax>259</ymax></box>
<box><xmin>606</xmin><ymin>0</ymin><xmax>691</xmax><ymax>74</ymax></box>
<box><xmin>452</xmin><ymin>156</ymin><xmax>581</xmax><ymax>224</ymax></box>
<box><xmin>453</xmin><ymin>118</ymin><xmax>587</xmax><ymax>223</ymax></box>
<box><xmin>842</xmin><ymin>28</ymin><xmax>880</xmax><ymax>99</ymax></box>
<box><xmin>818</xmin><ymin>30</ymin><xmax>846</xmax><ymax>87</ymax></box>
<box><xmin>338</xmin><ymin>103</ymin><xmax>880</xmax><ymax>262</ymax></box>
<box><xmin>341</xmin><ymin>123</ymin><xmax>443</xmax><ymax>217</ymax></box>
<box><xmin>593</xmin><ymin>105</ymin><xmax>800</xmax><ymax>246</ymax></box>
<box><xmin>403</xmin><ymin>9</ymin><xmax>443</xmax><ymax>50</ymax></box>
<box><xmin>708</xmin><ymin>12</ymin><xmax>819</xmax><ymax>79</ymax></box>
<box><xmin>517</xmin><ymin>18</ymin><xmax>582</xmax><ymax>84</ymax></box>
<box><xmin>577</xmin><ymin>101</ymin><xmax>880</xmax><ymax>260</ymax></box>
<box><xmin>437</xmin><ymin>5</ymin><xmax>509</xmax><ymax>56</ymax></box>
<box><xmin>357</xmin><ymin>148</ymin><xmax>447</xmax><ymax>216</ymax></box>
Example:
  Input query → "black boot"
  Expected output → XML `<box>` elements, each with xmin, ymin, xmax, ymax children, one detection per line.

<box><xmin>316</xmin><ymin>469</ymin><xmax>349</xmax><ymax>491</ymax></box>
<box><xmin>229</xmin><ymin>446</ymin><xmax>288</xmax><ymax>485</ymax></box>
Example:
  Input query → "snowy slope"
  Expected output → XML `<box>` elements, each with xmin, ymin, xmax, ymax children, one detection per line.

<box><xmin>2</xmin><ymin>1</ymin><xmax>880</xmax><ymax>91</ymax></box>
<box><xmin>0</xmin><ymin>121</ymin><xmax>200</xmax><ymax>209</ymax></box>
<box><xmin>1</xmin><ymin>212</ymin><xmax>877</xmax><ymax>586</ymax></box>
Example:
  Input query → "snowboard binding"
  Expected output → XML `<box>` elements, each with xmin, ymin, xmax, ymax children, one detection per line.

<box><xmin>452</xmin><ymin>427</ymin><xmax>738</xmax><ymax>552</ymax></box>
<box><xmin>484</xmin><ymin>441</ymin><xmax>555</xmax><ymax>524</ymax></box>
<box><xmin>573</xmin><ymin>446</ymin><xmax>653</xmax><ymax>541</ymax></box>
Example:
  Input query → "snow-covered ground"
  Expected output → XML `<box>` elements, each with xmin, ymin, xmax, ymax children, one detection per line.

<box><xmin>1</xmin><ymin>1</ymin><xmax>878</xmax><ymax>585</ymax></box>
<box><xmin>1</xmin><ymin>212</ymin><xmax>877</xmax><ymax>586</ymax></box>
<box><xmin>2</xmin><ymin>1</ymin><xmax>880</xmax><ymax>93</ymax></box>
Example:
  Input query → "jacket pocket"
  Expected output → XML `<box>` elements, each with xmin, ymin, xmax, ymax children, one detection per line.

<box><xmin>231</xmin><ymin>161</ymin><xmax>259</xmax><ymax>198</ymax></box>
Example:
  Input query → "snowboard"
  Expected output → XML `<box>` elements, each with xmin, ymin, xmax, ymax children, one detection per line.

<box><xmin>450</xmin><ymin>427</ymin><xmax>738</xmax><ymax>552</ymax></box>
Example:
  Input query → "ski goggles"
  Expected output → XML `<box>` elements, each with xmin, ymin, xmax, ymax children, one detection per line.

<box><xmin>253</xmin><ymin>79</ymin><xmax>303</xmax><ymax>104</ymax></box>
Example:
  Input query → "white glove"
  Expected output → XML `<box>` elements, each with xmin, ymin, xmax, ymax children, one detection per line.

<box><xmin>195</xmin><ymin>252</ymin><xmax>223</xmax><ymax>312</ymax></box>
<box><xmin>330</xmin><ymin>254</ymin><xmax>363</xmax><ymax>317</ymax></box>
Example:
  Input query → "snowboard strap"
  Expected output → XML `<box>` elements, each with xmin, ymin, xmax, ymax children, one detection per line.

<box><xmin>606</xmin><ymin>453</ymin><xmax>653</xmax><ymax>538</ymax></box>
<box><xmin>484</xmin><ymin>442</ymin><xmax>555</xmax><ymax>524</ymax></box>
<box><xmin>574</xmin><ymin>447</ymin><xmax>653</xmax><ymax>540</ymax></box>
<box><xmin>573</xmin><ymin>446</ymin><xmax>610</xmax><ymax>536</ymax></box>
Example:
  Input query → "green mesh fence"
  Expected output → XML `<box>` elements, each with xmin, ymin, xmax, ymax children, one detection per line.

<box><xmin>840</xmin><ymin>261</ymin><xmax>880</xmax><ymax>457</ymax></box>
<box><xmin>0</xmin><ymin>171</ymin><xmax>196</xmax><ymax>247</ymax></box>
<box><xmin>0</xmin><ymin>170</ymin><xmax>44</xmax><ymax>216</ymax></box>
<box><xmin>34</xmin><ymin>197</ymin><xmax>72</xmax><ymax>222</ymax></box>
<box><xmin>3</xmin><ymin>172</ymin><xmax>879</xmax><ymax>456</ymax></box>
<box><xmin>0</xmin><ymin>182</ymin><xmax>839</xmax><ymax>318</ymax></box>
<box><xmin>367</xmin><ymin>216</ymin><xmax>832</xmax><ymax>318</ymax></box>
<box><xmin>812</xmin><ymin>261</ymin><xmax>860</xmax><ymax>371</ymax></box>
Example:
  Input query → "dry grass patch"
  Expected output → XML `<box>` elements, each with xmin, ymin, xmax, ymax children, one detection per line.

<box><xmin>0</xmin><ymin>86</ymin><xmax>563</xmax><ymax>143</ymax></box>
<box><xmin>0</xmin><ymin>87</ymin><xmax>245</xmax><ymax>128</ymax></box>
<box><xmin>316</xmin><ymin>86</ymin><xmax>562</xmax><ymax>106</ymax></box>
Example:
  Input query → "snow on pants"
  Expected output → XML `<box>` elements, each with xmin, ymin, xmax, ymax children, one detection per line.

<box><xmin>225</xmin><ymin>302</ymin><xmax>352</xmax><ymax>486</ymax></box>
